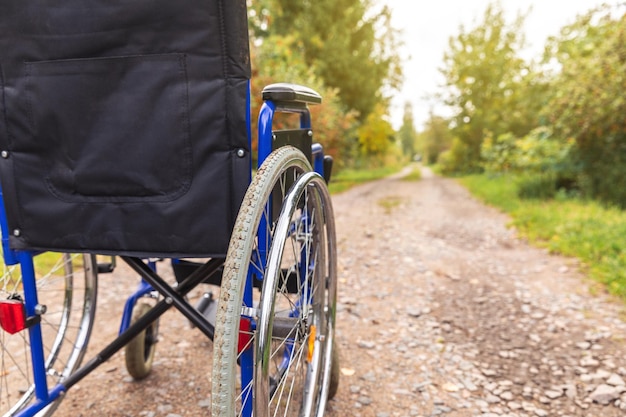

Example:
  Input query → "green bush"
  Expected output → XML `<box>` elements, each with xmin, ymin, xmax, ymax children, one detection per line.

<box><xmin>544</xmin><ymin>5</ymin><xmax>626</xmax><ymax>208</ymax></box>
<box><xmin>438</xmin><ymin>138</ymin><xmax>480</xmax><ymax>175</ymax></box>
<box><xmin>481</xmin><ymin>132</ymin><xmax>517</xmax><ymax>173</ymax></box>
<box><xmin>480</xmin><ymin>127</ymin><xmax>578</xmax><ymax>199</ymax></box>
<box><xmin>574</xmin><ymin>146</ymin><xmax>626</xmax><ymax>208</ymax></box>
<box><xmin>515</xmin><ymin>174</ymin><xmax>557</xmax><ymax>199</ymax></box>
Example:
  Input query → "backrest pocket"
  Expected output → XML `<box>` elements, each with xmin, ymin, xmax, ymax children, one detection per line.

<box><xmin>24</xmin><ymin>53</ymin><xmax>191</xmax><ymax>203</ymax></box>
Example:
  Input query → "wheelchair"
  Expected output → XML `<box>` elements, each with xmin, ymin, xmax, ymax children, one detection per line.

<box><xmin>0</xmin><ymin>1</ymin><xmax>339</xmax><ymax>416</ymax></box>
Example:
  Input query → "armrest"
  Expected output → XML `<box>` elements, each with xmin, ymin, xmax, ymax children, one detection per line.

<box><xmin>262</xmin><ymin>83</ymin><xmax>322</xmax><ymax>105</ymax></box>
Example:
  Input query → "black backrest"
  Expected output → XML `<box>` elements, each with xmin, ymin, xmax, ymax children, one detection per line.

<box><xmin>0</xmin><ymin>0</ymin><xmax>251</xmax><ymax>257</ymax></box>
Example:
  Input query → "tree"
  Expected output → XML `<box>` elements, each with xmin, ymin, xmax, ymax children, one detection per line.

<box><xmin>543</xmin><ymin>5</ymin><xmax>626</xmax><ymax>206</ymax></box>
<box><xmin>440</xmin><ymin>3</ymin><xmax>541</xmax><ymax>172</ymax></box>
<box><xmin>250</xmin><ymin>35</ymin><xmax>358</xmax><ymax>168</ymax></box>
<box><xmin>419</xmin><ymin>113</ymin><xmax>454</xmax><ymax>164</ymax></box>
<box><xmin>357</xmin><ymin>103</ymin><xmax>395</xmax><ymax>164</ymax></box>
<box><xmin>398</xmin><ymin>102</ymin><xmax>417</xmax><ymax>158</ymax></box>
<box><xmin>254</xmin><ymin>0</ymin><xmax>402</xmax><ymax>121</ymax></box>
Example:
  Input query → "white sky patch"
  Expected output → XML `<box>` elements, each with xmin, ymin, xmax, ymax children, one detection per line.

<box><xmin>383</xmin><ymin>0</ymin><xmax>621</xmax><ymax>129</ymax></box>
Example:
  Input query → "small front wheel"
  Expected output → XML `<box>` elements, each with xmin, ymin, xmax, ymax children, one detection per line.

<box><xmin>124</xmin><ymin>301</ymin><xmax>159</xmax><ymax>379</ymax></box>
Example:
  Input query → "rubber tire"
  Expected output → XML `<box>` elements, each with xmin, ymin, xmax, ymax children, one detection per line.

<box><xmin>124</xmin><ymin>301</ymin><xmax>158</xmax><ymax>380</ymax></box>
<box><xmin>328</xmin><ymin>342</ymin><xmax>340</xmax><ymax>400</ymax></box>
<box><xmin>212</xmin><ymin>146</ymin><xmax>338</xmax><ymax>417</ymax></box>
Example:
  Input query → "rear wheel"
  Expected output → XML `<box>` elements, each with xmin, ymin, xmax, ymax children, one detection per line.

<box><xmin>327</xmin><ymin>342</ymin><xmax>340</xmax><ymax>400</ymax></box>
<box><xmin>212</xmin><ymin>146</ymin><xmax>338</xmax><ymax>417</ymax></box>
<box><xmin>0</xmin><ymin>253</ymin><xmax>97</xmax><ymax>416</ymax></box>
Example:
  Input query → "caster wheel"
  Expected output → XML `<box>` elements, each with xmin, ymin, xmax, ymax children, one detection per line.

<box><xmin>125</xmin><ymin>301</ymin><xmax>159</xmax><ymax>379</ymax></box>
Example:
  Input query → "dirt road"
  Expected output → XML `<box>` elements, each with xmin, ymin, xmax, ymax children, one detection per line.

<box><xmin>58</xmin><ymin>166</ymin><xmax>626</xmax><ymax>417</ymax></box>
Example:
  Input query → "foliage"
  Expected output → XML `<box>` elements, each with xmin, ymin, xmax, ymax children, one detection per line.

<box><xmin>460</xmin><ymin>174</ymin><xmax>626</xmax><ymax>299</ymax></box>
<box><xmin>356</xmin><ymin>103</ymin><xmax>395</xmax><ymax>164</ymax></box>
<box><xmin>250</xmin><ymin>36</ymin><xmax>358</xmax><ymax>169</ymax></box>
<box><xmin>398</xmin><ymin>102</ymin><xmax>418</xmax><ymax>158</ymax></box>
<box><xmin>437</xmin><ymin>137</ymin><xmax>476</xmax><ymax>175</ymax></box>
<box><xmin>480</xmin><ymin>127</ymin><xmax>574</xmax><ymax>174</ymax></box>
<box><xmin>543</xmin><ymin>4</ymin><xmax>626</xmax><ymax>207</ymax></box>
<box><xmin>480</xmin><ymin>132</ymin><xmax>517</xmax><ymax>173</ymax></box>
<box><xmin>514</xmin><ymin>174</ymin><xmax>559</xmax><ymax>200</ymax></box>
<box><xmin>418</xmin><ymin>113</ymin><xmax>454</xmax><ymax>164</ymax></box>
<box><xmin>440</xmin><ymin>3</ymin><xmax>545</xmax><ymax>173</ymax></box>
<box><xmin>252</xmin><ymin>0</ymin><xmax>403</xmax><ymax>121</ymax></box>
<box><xmin>480</xmin><ymin>127</ymin><xmax>577</xmax><ymax>199</ymax></box>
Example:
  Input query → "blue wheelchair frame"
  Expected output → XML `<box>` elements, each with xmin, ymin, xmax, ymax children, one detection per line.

<box><xmin>1</xmin><ymin>80</ymin><xmax>329</xmax><ymax>417</ymax></box>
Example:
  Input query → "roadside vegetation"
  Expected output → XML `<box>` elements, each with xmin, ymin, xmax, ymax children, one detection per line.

<box><xmin>419</xmin><ymin>2</ymin><xmax>626</xmax><ymax>206</ymax></box>
<box><xmin>460</xmin><ymin>175</ymin><xmax>626</xmax><ymax>300</ymax></box>
<box><xmin>410</xmin><ymin>3</ymin><xmax>626</xmax><ymax>300</ymax></box>
<box><xmin>329</xmin><ymin>163</ymin><xmax>421</xmax><ymax>194</ymax></box>
<box><xmin>253</xmin><ymin>1</ymin><xmax>626</xmax><ymax>299</ymax></box>
<box><xmin>400</xmin><ymin>164</ymin><xmax>422</xmax><ymax>182</ymax></box>
<box><xmin>249</xmin><ymin>0</ymin><xmax>408</xmax><ymax>173</ymax></box>
<box><xmin>329</xmin><ymin>165</ymin><xmax>402</xmax><ymax>194</ymax></box>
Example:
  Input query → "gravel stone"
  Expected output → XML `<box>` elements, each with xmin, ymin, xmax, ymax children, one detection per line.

<box><xmin>357</xmin><ymin>340</ymin><xmax>376</xmax><ymax>349</ymax></box>
<box><xmin>357</xmin><ymin>396</ymin><xmax>373</xmax><ymax>406</ymax></box>
<box><xmin>608</xmin><ymin>374</ymin><xmax>626</xmax><ymax>387</ymax></box>
<box><xmin>544</xmin><ymin>390</ymin><xmax>562</xmax><ymax>399</ymax></box>
<box><xmin>589</xmin><ymin>384</ymin><xmax>621</xmax><ymax>405</ymax></box>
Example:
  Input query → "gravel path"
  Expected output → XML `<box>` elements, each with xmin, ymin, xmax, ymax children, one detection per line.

<box><xmin>57</xmin><ymin>166</ymin><xmax>626</xmax><ymax>416</ymax></box>
<box><xmin>326</xmin><ymin>166</ymin><xmax>626</xmax><ymax>417</ymax></box>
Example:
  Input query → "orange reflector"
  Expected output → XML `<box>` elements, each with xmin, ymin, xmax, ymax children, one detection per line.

<box><xmin>0</xmin><ymin>299</ymin><xmax>27</xmax><ymax>335</ymax></box>
<box><xmin>307</xmin><ymin>325</ymin><xmax>316</xmax><ymax>363</ymax></box>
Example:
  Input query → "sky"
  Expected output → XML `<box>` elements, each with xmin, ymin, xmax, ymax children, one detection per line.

<box><xmin>383</xmin><ymin>0</ymin><xmax>622</xmax><ymax>129</ymax></box>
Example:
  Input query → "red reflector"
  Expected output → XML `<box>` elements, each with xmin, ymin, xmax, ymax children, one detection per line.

<box><xmin>0</xmin><ymin>299</ymin><xmax>27</xmax><ymax>335</ymax></box>
<box><xmin>238</xmin><ymin>318</ymin><xmax>252</xmax><ymax>354</ymax></box>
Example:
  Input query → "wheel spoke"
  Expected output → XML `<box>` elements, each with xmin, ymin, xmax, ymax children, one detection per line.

<box><xmin>1</xmin><ymin>254</ymin><xmax>97</xmax><ymax>415</ymax></box>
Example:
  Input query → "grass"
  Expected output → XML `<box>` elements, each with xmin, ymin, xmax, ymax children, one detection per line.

<box><xmin>2</xmin><ymin>253</ymin><xmax>83</xmax><ymax>292</ymax></box>
<box><xmin>328</xmin><ymin>165</ymin><xmax>400</xmax><ymax>194</ymax></box>
<box><xmin>400</xmin><ymin>164</ymin><xmax>422</xmax><ymax>182</ymax></box>
<box><xmin>328</xmin><ymin>162</ymin><xmax>423</xmax><ymax>194</ymax></box>
<box><xmin>377</xmin><ymin>195</ymin><xmax>403</xmax><ymax>214</ymax></box>
<box><xmin>459</xmin><ymin>174</ymin><xmax>626</xmax><ymax>300</ymax></box>
<box><xmin>457</xmin><ymin>174</ymin><xmax>520</xmax><ymax>212</ymax></box>
<box><xmin>33</xmin><ymin>252</ymin><xmax>68</xmax><ymax>274</ymax></box>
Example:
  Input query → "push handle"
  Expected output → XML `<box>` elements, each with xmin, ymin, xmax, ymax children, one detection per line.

<box><xmin>262</xmin><ymin>83</ymin><xmax>322</xmax><ymax>105</ymax></box>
